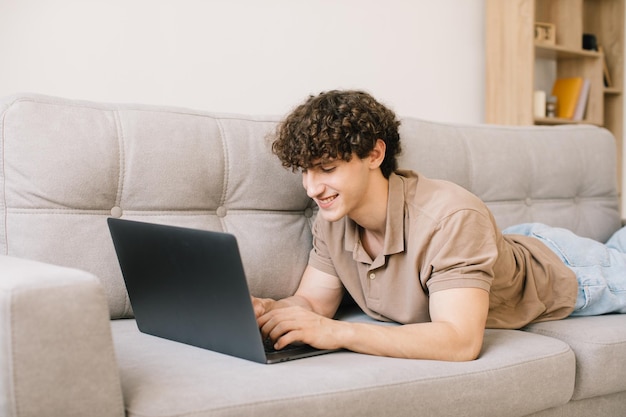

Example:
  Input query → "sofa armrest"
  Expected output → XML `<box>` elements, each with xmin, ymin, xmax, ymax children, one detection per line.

<box><xmin>0</xmin><ymin>255</ymin><xmax>124</xmax><ymax>417</ymax></box>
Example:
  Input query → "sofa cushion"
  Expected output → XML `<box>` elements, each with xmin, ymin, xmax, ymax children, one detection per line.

<box><xmin>111</xmin><ymin>319</ymin><xmax>575</xmax><ymax>417</ymax></box>
<box><xmin>524</xmin><ymin>314</ymin><xmax>626</xmax><ymax>400</ymax></box>
<box><xmin>397</xmin><ymin>120</ymin><xmax>620</xmax><ymax>243</ymax></box>
<box><xmin>0</xmin><ymin>95</ymin><xmax>312</xmax><ymax>319</ymax></box>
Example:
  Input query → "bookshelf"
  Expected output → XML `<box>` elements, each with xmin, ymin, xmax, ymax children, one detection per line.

<box><xmin>485</xmin><ymin>0</ymin><xmax>624</xmax><ymax>186</ymax></box>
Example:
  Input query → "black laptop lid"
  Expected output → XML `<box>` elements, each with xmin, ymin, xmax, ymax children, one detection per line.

<box><xmin>107</xmin><ymin>218</ymin><xmax>267</xmax><ymax>363</ymax></box>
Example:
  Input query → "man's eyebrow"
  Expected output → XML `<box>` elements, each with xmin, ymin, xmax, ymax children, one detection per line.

<box><xmin>306</xmin><ymin>158</ymin><xmax>337</xmax><ymax>169</ymax></box>
<box><xmin>310</xmin><ymin>157</ymin><xmax>336</xmax><ymax>168</ymax></box>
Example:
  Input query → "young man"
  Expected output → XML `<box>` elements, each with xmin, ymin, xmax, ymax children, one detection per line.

<box><xmin>252</xmin><ymin>90</ymin><xmax>626</xmax><ymax>361</ymax></box>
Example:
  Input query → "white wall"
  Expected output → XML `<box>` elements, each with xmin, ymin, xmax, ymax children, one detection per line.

<box><xmin>0</xmin><ymin>0</ymin><xmax>485</xmax><ymax>122</ymax></box>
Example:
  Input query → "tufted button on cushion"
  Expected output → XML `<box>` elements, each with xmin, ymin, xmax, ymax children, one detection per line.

<box><xmin>216</xmin><ymin>206</ymin><xmax>228</xmax><ymax>218</ymax></box>
<box><xmin>110</xmin><ymin>206</ymin><xmax>123</xmax><ymax>218</ymax></box>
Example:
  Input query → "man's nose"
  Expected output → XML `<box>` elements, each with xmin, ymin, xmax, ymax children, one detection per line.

<box><xmin>303</xmin><ymin>172</ymin><xmax>323</xmax><ymax>198</ymax></box>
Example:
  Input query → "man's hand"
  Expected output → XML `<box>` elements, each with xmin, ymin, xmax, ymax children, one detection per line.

<box><xmin>251</xmin><ymin>266</ymin><xmax>345</xmax><ymax>349</ymax></box>
<box><xmin>251</xmin><ymin>296</ymin><xmax>276</xmax><ymax>319</ymax></box>
<box><xmin>257</xmin><ymin>305</ymin><xmax>344</xmax><ymax>350</ymax></box>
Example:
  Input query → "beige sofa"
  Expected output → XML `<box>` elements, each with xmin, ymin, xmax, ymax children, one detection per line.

<box><xmin>2</xmin><ymin>93</ymin><xmax>626</xmax><ymax>417</ymax></box>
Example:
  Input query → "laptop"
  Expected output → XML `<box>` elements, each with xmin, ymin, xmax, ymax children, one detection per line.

<box><xmin>107</xmin><ymin>217</ymin><xmax>339</xmax><ymax>364</ymax></box>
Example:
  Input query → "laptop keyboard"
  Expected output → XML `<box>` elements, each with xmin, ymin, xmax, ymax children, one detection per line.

<box><xmin>263</xmin><ymin>337</ymin><xmax>306</xmax><ymax>353</ymax></box>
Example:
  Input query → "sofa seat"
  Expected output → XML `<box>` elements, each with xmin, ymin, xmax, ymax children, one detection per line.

<box><xmin>524</xmin><ymin>314</ymin><xmax>626</xmax><ymax>401</ymax></box>
<box><xmin>111</xmin><ymin>317</ymin><xmax>575</xmax><ymax>417</ymax></box>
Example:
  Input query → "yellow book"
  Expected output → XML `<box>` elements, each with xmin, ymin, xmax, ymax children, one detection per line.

<box><xmin>551</xmin><ymin>77</ymin><xmax>584</xmax><ymax>119</ymax></box>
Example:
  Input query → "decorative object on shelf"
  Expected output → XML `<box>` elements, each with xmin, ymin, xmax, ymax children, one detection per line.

<box><xmin>533</xmin><ymin>90</ymin><xmax>546</xmax><ymax>118</ymax></box>
<box><xmin>551</xmin><ymin>77</ymin><xmax>584</xmax><ymax>119</ymax></box>
<box><xmin>582</xmin><ymin>33</ymin><xmax>598</xmax><ymax>51</ymax></box>
<box><xmin>573</xmin><ymin>79</ymin><xmax>591</xmax><ymax>121</ymax></box>
<box><xmin>534</xmin><ymin>22</ymin><xmax>555</xmax><ymax>45</ymax></box>
<box><xmin>546</xmin><ymin>96</ymin><xmax>557</xmax><ymax>118</ymax></box>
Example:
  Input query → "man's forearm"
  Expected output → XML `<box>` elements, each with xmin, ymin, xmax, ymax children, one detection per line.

<box><xmin>334</xmin><ymin>288</ymin><xmax>488</xmax><ymax>361</ymax></box>
<box><xmin>335</xmin><ymin>320</ymin><xmax>484</xmax><ymax>361</ymax></box>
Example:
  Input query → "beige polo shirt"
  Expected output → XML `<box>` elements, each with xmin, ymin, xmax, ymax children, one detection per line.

<box><xmin>308</xmin><ymin>170</ymin><xmax>578</xmax><ymax>329</ymax></box>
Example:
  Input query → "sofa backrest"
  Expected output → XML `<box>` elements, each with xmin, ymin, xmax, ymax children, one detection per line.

<box><xmin>1</xmin><ymin>94</ymin><xmax>620</xmax><ymax>319</ymax></box>
<box><xmin>397</xmin><ymin>118</ymin><xmax>621</xmax><ymax>241</ymax></box>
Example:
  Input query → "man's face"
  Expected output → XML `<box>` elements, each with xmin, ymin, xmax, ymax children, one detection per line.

<box><xmin>302</xmin><ymin>154</ymin><xmax>372</xmax><ymax>223</ymax></box>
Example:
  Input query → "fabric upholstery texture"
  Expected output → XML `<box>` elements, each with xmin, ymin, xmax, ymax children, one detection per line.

<box><xmin>527</xmin><ymin>391</ymin><xmax>626</xmax><ymax>417</ymax></box>
<box><xmin>0</xmin><ymin>255</ymin><xmax>124</xmax><ymax>417</ymax></box>
<box><xmin>0</xmin><ymin>94</ymin><xmax>619</xmax><ymax>320</ymax></box>
<box><xmin>1</xmin><ymin>93</ymin><xmax>624</xmax><ymax>416</ymax></box>
<box><xmin>525</xmin><ymin>314</ymin><xmax>626</xmax><ymax>400</ymax></box>
<box><xmin>1</xmin><ymin>95</ymin><xmax>313</xmax><ymax>318</ymax></box>
<box><xmin>112</xmin><ymin>319</ymin><xmax>574</xmax><ymax>417</ymax></box>
<box><xmin>397</xmin><ymin>119</ymin><xmax>620</xmax><ymax>242</ymax></box>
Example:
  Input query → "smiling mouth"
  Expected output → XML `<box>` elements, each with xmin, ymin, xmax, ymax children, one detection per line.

<box><xmin>317</xmin><ymin>194</ymin><xmax>338</xmax><ymax>206</ymax></box>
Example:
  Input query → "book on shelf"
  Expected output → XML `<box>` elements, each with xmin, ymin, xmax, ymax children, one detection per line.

<box><xmin>551</xmin><ymin>77</ymin><xmax>584</xmax><ymax>120</ymax></box>
<box><xmin>572</xmin><ymin>79</ymin><xmax>591</xmax><ymax>121</ymax></box>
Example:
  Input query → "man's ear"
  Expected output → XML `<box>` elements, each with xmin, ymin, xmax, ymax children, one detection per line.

<box><xmin>368</xmin><ymin>139</ymin><xmax>386</xmax><ymax>169</ymax></box>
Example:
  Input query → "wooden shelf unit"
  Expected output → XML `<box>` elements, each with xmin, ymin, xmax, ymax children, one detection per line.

<box><xmin>486</xmin><ymin>0</ymin><xmax>624</xmax><ymax>184</ymax></box>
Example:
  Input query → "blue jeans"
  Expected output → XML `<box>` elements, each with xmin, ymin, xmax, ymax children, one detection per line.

<box><xmin>503</xmin><ymin>223</ymin><xmax>626</xmax><ymax>316</ymax></box>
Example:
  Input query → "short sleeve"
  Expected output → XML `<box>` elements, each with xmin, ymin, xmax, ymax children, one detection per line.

<box><xmin>424</xmin><ymin>209</ymin><xmax>497</xmax><ymax>294</ymax></box>
<box><xmin>307</xmin><ymin>218</ymin><xmax>339</xmax><ymax>277</ymax></box>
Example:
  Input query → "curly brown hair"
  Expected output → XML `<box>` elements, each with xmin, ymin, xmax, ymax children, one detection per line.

<box><xmin>271</xmin><ymin>90</ymin><xmax>401</xmax><ymax>178</ymax></box>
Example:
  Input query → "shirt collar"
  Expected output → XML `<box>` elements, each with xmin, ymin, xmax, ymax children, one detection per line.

<box><xmin>344</xmin><ymin>172</ymin><xmax>406</xmax><ymax>257</ymax></box>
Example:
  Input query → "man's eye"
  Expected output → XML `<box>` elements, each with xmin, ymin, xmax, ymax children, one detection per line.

<box><xmin>321</xmin><ymin>166</ymin><xmax>336</xmax><ymax>173</ymax></box>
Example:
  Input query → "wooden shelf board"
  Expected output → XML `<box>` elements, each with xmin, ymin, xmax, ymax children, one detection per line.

<box><xmin>534</xmin><ymin>117</ymin><xmax>601</xmax><ymax>126</ymax></box>
<box><xmin>535</xmin><ymin>43</ymin><xmax>602</xmax><ymax>59</ymax></box>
